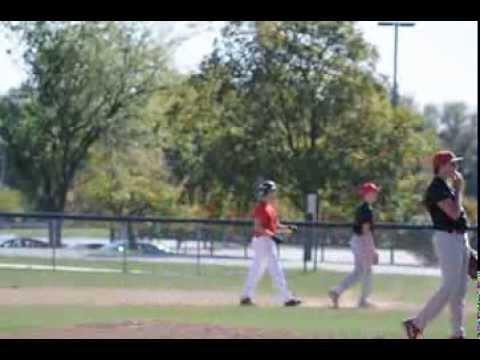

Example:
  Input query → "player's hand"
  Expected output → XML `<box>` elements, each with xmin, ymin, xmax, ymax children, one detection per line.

<box><xmin>452</xmin><ymin>170</ymin><xmax>464</xmax><ymax>191</ymax></box>
<box><xmin>288</xmin><ymin>225</ymin><xmax>298</xmax><ymax>234</ymax></box>
<box><xmin>373</xmin><ymin>251</ymin><xmax>379</xmax><ymax>265</ymax></box>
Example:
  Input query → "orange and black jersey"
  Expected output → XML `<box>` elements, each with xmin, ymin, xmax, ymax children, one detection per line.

<box><xmin>252</xmin><ymin>201</ymin><xmax>278</xmax><ymax>237</ymax></box>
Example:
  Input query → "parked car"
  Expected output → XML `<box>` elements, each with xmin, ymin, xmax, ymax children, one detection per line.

<box><xmin>97</xmin><ymin>241</ymin><xmax>175</xmax><ymax>257</ymax></box>
<box><xmin>0</xmin><ymin>237</ymin><xmax>49</xmax><ymax>248</ymax></box>
<box><xmin>71</xmin><ymin>243</ymin><xmax>105</xmax><ymax>250</ymax></box>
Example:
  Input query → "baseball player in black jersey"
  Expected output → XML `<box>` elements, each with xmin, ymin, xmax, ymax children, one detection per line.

<box><xmin>403</xmin><ymin>150</ymin><xmax>472</xmax><ymax>339</ymax></box>
<box><xmin>328</xmin><ymin>182</ymin><xmax>380</xmax><ymax>308</ymax></box>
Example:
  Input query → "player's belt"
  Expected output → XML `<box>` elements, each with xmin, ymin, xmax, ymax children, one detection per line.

<box><xmin>446</xmin><ymin>229</ymin><xmax>466</xmax><ymax>234</ymax></box>
<box><xmin>436</xmin><ymin>228</ymin><xmax>466</xmax><ymax>234</ymax></box>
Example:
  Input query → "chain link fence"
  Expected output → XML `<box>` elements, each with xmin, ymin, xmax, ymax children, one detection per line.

<box><xmin>0</xmin><ymin>212</ymin><xmax>477</xmax><ymax>275</ymax></box>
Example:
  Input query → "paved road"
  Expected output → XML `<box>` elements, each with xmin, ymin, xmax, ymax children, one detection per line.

<box><xmin>0</xmin><ymin>234</ymin><xmax>439</xmax><ymax>276</ymax></box>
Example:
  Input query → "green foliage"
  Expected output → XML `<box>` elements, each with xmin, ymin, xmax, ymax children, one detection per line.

<box><xmin>0</xmin><ymin>187</ymin><xmax>23</xmax><ymax>212</ymax></box>
<box><xmin>163</xmin><ymin>21</ymin><xmax>437</xmax><ymax>220</ymax></box>
<box><xmin>463</xmin><ymin>197</ymin><xmax>477</xmax><ymax>226</ymax></box>
<box><xmin>69</xmin><ymin>146</ymin><xmax>176</xmax><ymax>216</ymax></box>
<box><xmin>0</xmin><ymin>21</ymin><xmax>171</xmax><ymax>213</ymax></box>
<box><xmin>423</xmin><ymin>103</ymin><xmax>478</xmax><ymax>197</ymax></box>
<box><xmin>0</xmin><ymin>21</ymin><xmax>470</xmax><ymax>227</ymax></box>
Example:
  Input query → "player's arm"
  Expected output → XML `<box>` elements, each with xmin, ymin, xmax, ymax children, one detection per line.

<box><xmin>277</xmin><ymin>222</ymin><xmax>297</xmax><ymax>234</ymax></box>
<box><xmin>360</xmin><ymin>223</ymin><xmax>376</xmax><ymax>248</ymax></box>
<box><xmin>437</xmin><ymin>199</ymin><xmax>463</xmax><ymax>220</ymax></box>
<box><xmin>437</xmin><ymin>171</ymin><xmax>464</xmax><ymax>220</ymax></box>
<box><xmin>276</xmin><ymin>222</ymin><xmax>290</xmax><ymax>234</ymax></box>
<box><xmin>360</xmin><ymin>222</ymin><xmax>378</xmax><ymax>263</ymax></box>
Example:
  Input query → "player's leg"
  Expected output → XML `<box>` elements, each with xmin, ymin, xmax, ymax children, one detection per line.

<box><xmin>358</xmin><ymin>265</ymin><xmax>373</xmax><ymax>307</ymax></box>
<box><xmin>240</xmin><ymin>237</ymin><xmax>268</xmax><ymax>304</ymax></box>
<box><xmin>410</xmin><ymin>231</ymin><xmax>463</xmax><ymax>332</ymax></box>
<box><xmin>330</xmin><ymin>238</ymin><xmax>364</xmax><ymax>300</ymax></box>
<box><xmin>448</xmin><ymin>234</ymin><xmax>470</xmax><ymax>338</ymax></box>
<box><xmin>265</xmin><ymin>238</ymin><xmax>298</xmax><ymax>305</ymax></box>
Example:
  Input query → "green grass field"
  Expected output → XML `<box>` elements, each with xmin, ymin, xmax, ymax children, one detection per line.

<box><xmin>0</xmin><ymin>227</ymin><xmax>109</xmax><ymax>238</ymax></box>
<box><xmin>1</xmin><ymin>304</ymin><xmax>474</xmax><ymax>339</ymax></box>
<box><xmin>0</xmin><ymin>260</ymin><xmax>477</xmax><ymax>338</ymax></box>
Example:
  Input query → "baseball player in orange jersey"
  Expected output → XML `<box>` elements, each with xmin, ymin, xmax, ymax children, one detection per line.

<box><xmin>328</xmin><ymin>182</ymin><xmax>380</xmax><ymax>309</ymax></box>
<box><xmin>239</xmin><ymin>180</ymin><xmax>301</xmax><ymax>307</ymax></box>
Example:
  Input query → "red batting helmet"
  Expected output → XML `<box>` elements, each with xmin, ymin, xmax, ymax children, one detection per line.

<box><xmin>432</xmin><ymin>150</ymin><xmax>463</xmax><ymax>170</ymax></box>
<box><xmin>358</xmin><ymin>182</ymin><xmax>380</xmax><ymax>197</ymax></box>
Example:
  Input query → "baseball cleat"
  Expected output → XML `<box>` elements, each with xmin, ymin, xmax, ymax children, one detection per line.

<box><xmin>284</xmin><ymin>298</ymin><xmax>302</xmax><ymax>307</ymax></box>
<box><xmin>239</xmin><ymin>297</ymin><xmax>255</xmax><ymax>306</ymax></box>
<box><xmin>328</xmin><ymin>290</ymin><xmax>339</xmax><ymax>309</ymax></box>
<box><xmin>402</xmin><ymin>319</ymin><xmax>422</xmax><ymax>339</ymax></box>
<box><xmin>358</xmin><ymin>300</ymin><xmax>376</xmax><ymax>309</ymax></box>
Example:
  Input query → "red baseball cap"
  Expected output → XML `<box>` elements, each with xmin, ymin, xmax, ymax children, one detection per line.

<box><xmin>358</xmin><ymin>182</ymin><xmax>380</xmax><ymax>197</ymax></box>
<box><xmin>432</xmin><ymin>150</ymin><xmax>463</xmax><ymax>169</ymax></box>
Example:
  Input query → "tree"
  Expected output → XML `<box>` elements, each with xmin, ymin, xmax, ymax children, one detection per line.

<box><xmin>0</xmin><ymin>21</ymin><xmax>170</xmax><ymax>245</ymax></box>
<box><xmin>165</xmin><ymin>21</ymin><xmax>436</xmax><ymax>221</ymax></box>
<box><xmin>423</xmin><ymin>102</ymin><xmax>478</xmax><ymax>197</ymax></box>
<box><xmin>0</xmin><ymin>187</ymin><xmax>23</xmax><ymax>212</ymax></box>
<box><xmin>70</xmin><ymin>143</ymin><xmax>181</xmax><ymax>246</ymax></box>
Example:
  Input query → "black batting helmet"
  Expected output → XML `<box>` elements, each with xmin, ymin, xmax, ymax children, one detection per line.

<box><xmin>256</xmin><ymin>180</ymin><xmax>277</xmax><ymax>199</ymax></box>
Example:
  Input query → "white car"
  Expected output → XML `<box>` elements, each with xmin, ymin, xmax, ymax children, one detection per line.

<box><xmin>96</xmin><ymin>241</ymin><xmax>176</xmax><ymax>257</ymax></box>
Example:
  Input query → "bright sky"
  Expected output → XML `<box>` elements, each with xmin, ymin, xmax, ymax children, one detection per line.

<box><xmin>1</xmin><ymin>21</ymin><xmax>477</xmax><ymax>111</ymax></box>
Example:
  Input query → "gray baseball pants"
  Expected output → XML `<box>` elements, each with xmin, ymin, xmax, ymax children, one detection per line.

<box><xmin>412</xmin><ymin>231</ymin><xmax>469</xmax><ymax>337</ymax></box>
<box><xmin>332</xmin><ymin>235</ymin><xmax>373</xmax><ymax>305</ymax></box>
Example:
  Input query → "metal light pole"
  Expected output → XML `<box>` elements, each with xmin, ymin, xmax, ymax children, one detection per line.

<box><xmin>378</xmin><ymin>22</ymin><xmax>416</xmax><ymax>107</ymax></box>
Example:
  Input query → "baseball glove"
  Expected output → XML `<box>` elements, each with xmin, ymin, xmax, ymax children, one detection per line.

<box><xmin>272</xmin><ymin>235</ymin><xmax>284</xmax><ymax>244</ymax></box>
<box><xmin>288</xmin><ymin>225</ymin><xmax>299</xmax><ymax>233</ymax></box>
<box><xmin>468</xmin><ymin>248</ymin><xmax>477</xmax><ymax>280</ymax></box>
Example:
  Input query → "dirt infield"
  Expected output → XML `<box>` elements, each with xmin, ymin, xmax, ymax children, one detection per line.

<box><xmin>0</xmin><ymin>286</ymin><xmax>421</xmax><ymax>339</ymax></box>
<box><xmin>0</xmin><ymin>320</ymin><xmax>302</xmax><ymax>339</ymax></box>
<box><xmin>0</xmin><ymin>286</ymin><xmax>417</xmax><ymax>310</ymax></box>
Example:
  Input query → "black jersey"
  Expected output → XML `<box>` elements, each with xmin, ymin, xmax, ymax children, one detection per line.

<box><xmin>353</xmin><ymin>202</ymin><xmax>374</xmax><ymax>236</ymax></box>
<box><xmin>424</xmin><ymin>177</ymin><xmax>468</xmax><ymax>231</ymax></box>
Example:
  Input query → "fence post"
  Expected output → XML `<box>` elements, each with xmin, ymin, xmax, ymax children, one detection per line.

<box><xmin>303</xmin><ymin>214</ymin><xmax>314</xmax><ymax>273</ymax></box>
<box><xmin>49</xmin><ymin>220</ymin><xmax>56</xmax><ymax>272</ymax></box>
<box><xmin>209</xmin><ymin>228</ymin><xmax>214</xmax><ymax>256</ymax></box>
<box><xmin>122</xmin><ymin>221</ymin><xmax>128</xmax><ymax>274</ymax></box>
<box><xmin>320</xmin><ymin>229</ymin><xmax>326</xmax><ymax>263</ymax></box>
<box><xmin>303</xmin><ymin>225</ymin><xmax>308</xmax><ymax>273</ymax></box>
<box><xmin>196</xmin><ymin>228</ymin><xmax>201</xmax><ymax>275</ymax></box>
<box><xmin>313</xmin><ymin>234</ymin><xmax>319</xmax><ymax>272</ymax></box>
<box><xmin>390</xmin><ymin>243</ymin><xmax>395</xmax><ymax>265</ymax></box>
<box><xmin>52</xmin><ymin>237</ymin><xmax>56</xmax><ymax>272</ymax></box>
<box><xmin>176</xmin><ymin>231</ymin><xmax>183</xmax><ymax>255</ymax></box>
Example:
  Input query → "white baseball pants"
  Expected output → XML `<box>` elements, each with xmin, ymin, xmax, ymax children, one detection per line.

<box><xmin>332</xmin><ymin>235</ymin><xmax>373</xmax><ymax>304</ymax></box>
<box><xmin>241</xmin><ymin>236</ymin><xmax>292</xmax><ymax>302</ymax></box>
<box><xmin>412</xmin><ymin>231</ymin><xmax>469</xmax><ymax>337</ymax></box>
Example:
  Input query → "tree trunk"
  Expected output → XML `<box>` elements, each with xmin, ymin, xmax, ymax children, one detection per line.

<box><xmin>55</xmin><ymin>219</ymin><xmax>63</xmax><ymax>248</ymax></box>
<box><xmin>39</xmin><ymin>182</ymin><xmax>69</xmax><ymax>248</ymax></box>
<box><xmin>127</xmin><ymin>222</ymin><xmax>137</xmax><ymax>250</ymax></box>
<box><xmin>109</xmin><ymin>224</ymin><xmax>115</xmax><ymax>242</ymax></box>
<box><xmin>48</xmin><ymin>221</ymin><xmax>55</xmax><ymax>248</ymax></box>
<box><xmin>48</xmin><ymin>219</ymin><xmax>63</xmax><ymax>248</ymax></box>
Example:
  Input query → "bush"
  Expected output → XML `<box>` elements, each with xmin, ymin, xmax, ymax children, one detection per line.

<box><xmin>463</xmin><ymin>196</ymin><xmax>477</xmax><ymax>225</ymax></box>
<box><xmin>0</xmin><ymin>187</ymin><xmax>23</xmax><ymax>212</ymax></box>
